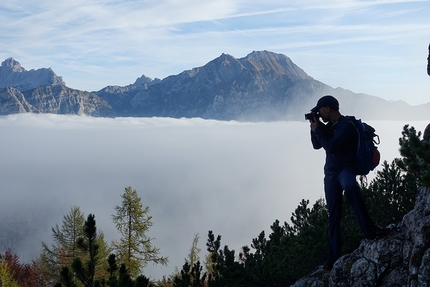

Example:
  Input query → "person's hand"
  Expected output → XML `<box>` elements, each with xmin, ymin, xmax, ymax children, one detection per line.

<box><xmin>310</xmin><ymin>117</ymin><xmax>320</xmax><ymax>132</ymax></box>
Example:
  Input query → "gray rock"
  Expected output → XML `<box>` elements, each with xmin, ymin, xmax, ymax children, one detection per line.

<box><xmin>0</xmin><ymin>85</ymin><xmax>115</xmax><ymax>117</ymax></box>
<box><xmin>291</xmin><ymin>185</ymin><xmax>430</xmax><ymax>287</ymax></box>
<box><xmin>0</xmin><ymin>87</ymin><xmax>36</xmax><ymax>114</ymax></box>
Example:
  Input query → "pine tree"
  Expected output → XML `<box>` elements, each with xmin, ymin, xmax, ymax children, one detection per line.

<box><xmin>396</xmin><ymin>124</ymin><xmax>430</xmax><ymax>188</ymax></box>
<box><xmin>72</xmin><ymin>214</ymin><xmax>99</xmax><ymax>287</ymax></box>
<box><xmin>361</xmin><ymin>160</ymin><xmax>417</xmax><ymax>227</ymax></box>
<box><xmin>111</xmin><ymin>186</ymin><xmax>168</xmax><ymax>278</ymax></box>
<box><xmin>40</xmin><ymin>207</ymin><xmax>110</xmax><ymax>286</ymax></box>
<box><xmin>55</xmin><ymin>266</ymin><xmax>77</xmax><ymax>287</ymax></box>
<box><xmin>107</xmin><ymin>254</ymin><xmax>119</xmax><ymax>287</ymax></box>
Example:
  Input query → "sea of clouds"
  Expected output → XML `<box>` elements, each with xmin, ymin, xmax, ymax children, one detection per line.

<box><xmin>0</xmin><ymin>114</ymin><xmax>427</xmax><ymax>279</ymax></box>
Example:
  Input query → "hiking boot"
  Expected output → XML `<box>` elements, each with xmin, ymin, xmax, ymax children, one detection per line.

<box><xmin>322</xmin><ymin>259</ymin><xmax>334</xmax><ymax>270</ymax></box>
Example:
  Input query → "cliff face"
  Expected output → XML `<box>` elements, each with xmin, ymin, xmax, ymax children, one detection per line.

<box><xmin>0</xmin><ymin>85</ymin><xmax>115</xmax><ymax>116</ymax></box>
<box><xmin>291</xmin><ymin>184</ymin><xmax>430</xmax><ymax>287</ymax></box>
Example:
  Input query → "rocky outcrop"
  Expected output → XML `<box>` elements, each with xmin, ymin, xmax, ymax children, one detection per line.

<box><xmin>291</xmin><ymin>184</ymin><xmax>430</xmax><ymax>287</ymax></box>
<box><xmin>0</xmin><ymin>85</ymin><xmax>115</xmax><ymax>116</ymax></box>
<box><xmin>0</xmin><ymin>87</ymin><xmax>36</xmax><ymax>114</ymax></box>
<box><xmin>22</xmin><ymin>85</ymin><xmax>115</xmax><ymax>117</ymax></box>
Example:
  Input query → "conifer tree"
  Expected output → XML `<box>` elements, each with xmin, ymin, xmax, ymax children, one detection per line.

<box><xmin>361</xmin><ymin>160</ymin><xmax>417</xmax><ymax>226</ymax></box>
<box><xmin>187</xmin><ymin>234</ymin><xmax>201</xmax><ymax>268</ymax></box>
<box><xmin>111</xmin><ymin>186</ymin><xmax>168</xmax><ymax>278</ymax></box>
<box><xmin>173</xmin><ymin>234</ymin><xmax>205</xmax><ymax>287</ymax></box>
<box><xmin>0</xmin><ymin>260</ymin><xmax>19</xmax><ymax>287</ymax></box>
<box><xmin>0</xmin><ymin>249</ymin><xmax>38</xmax><ymax>287</ymax></box>
<box><xmin>72</xmin><ymin>214</ymin><xmax>99</xmax><ymax>287</ymax></box>
<box><xmin>396</xmin><ymin>124</ymin><xmax>430</xmax><ymax>188</ymax></box>
<box><xmin>41</xmin><ymin>207</ymin><xmax>110</xmax><ymax>286</ymax></box>
<box><xmin>105</xmin><ymin>254</ymin><xmax>151</xmax><ymax>287</ymax></box>
<box><xmin>55</xmin><ymin>266</ymin><xmax>76</xmax><ymax>287</ymax></box>
<box><xmin>107</xmin><ymin>254</ymin><xmax>119</xmax><ymax>287</ymax></box>
<box><xmin>40</xmin><ymin>206</ymin><xmax>86</xmax><ymax>283</ymax></box>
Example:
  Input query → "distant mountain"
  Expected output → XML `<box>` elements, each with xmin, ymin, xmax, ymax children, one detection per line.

<box><xmin>1</xmin><ymin>52</ymin><xmax>429</xmax><ymax>121</ymax></box>
<box><xmin>0</xmin><ymin>58</ymin><xmax>114</xmax><ymax>117</ymax></box>
<box><xmin>0</xmin><ymin>58</ymin><xmax>65</xmax><ymax>90</ymax></box>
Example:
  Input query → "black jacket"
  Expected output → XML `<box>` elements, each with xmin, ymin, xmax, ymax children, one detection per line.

<box><xmin>311</xmin><ymin>116</ymin><xmax>358</xmax><ymax>175</ymax></box>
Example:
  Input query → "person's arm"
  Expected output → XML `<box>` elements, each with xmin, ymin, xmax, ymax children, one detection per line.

<box><xmin>310</xmin><ymin>118</ymin><xmax>329</xmax><ymax>150</ymax></box>
<box><xmin>311</xmin><ymin>129</ymin><xmax>322</xmax><ymax>149</ymax></box>
<box><xmin>313</xmin><ymin>120</ymin><xmax>355</xmax><ymax>153</ymax></box>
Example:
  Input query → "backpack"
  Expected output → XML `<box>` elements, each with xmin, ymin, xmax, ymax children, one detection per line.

<box><xmin>349</xmin><ymin>117</ymin><xmax>381</xmax><ymax>175</ymax></box>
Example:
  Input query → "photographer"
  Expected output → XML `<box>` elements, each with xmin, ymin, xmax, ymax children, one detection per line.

<box><xmin>307</xmin><ymin>95</ymin><xmax>391</xmax><ymax>270</ymax></box>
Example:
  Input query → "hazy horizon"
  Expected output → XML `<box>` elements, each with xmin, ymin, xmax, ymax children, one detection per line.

<box><xmin>0</xmin><ymin>114</ymin><xmax>428</xmax><ymax>279</ymax></box>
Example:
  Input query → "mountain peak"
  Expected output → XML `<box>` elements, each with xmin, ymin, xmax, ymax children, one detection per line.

<box><xmin>246</xmin><ymin>50</ymin><xmax>279</xmax><ymax>60</ymax></box>
<box><xmin>2</xmin><ymin>57</ymin><xmax>25</xmax><ymax>73</ymax></box>
<box><xmin>0</xmin><ymin>58</ymin><xmax>65</xmax><ymax>91</ymax></box>
<box><xmin>239</xmin><ymin>50</ymin><xmax>310</xmax><ymax>80</ymax></box>
<box><xmin>218</xmin><ymin>53</ymin><xmax>236</xmax><ymax>60</ymax></box>
<box><xmin>210</xmin><ymin>53</ymin><xmax>240</xmax><ymax>67</ymax></box>
<box><xmin>133</xmin><ymin>74</ymin><xmax>159</xmax><ymax>87</ymax></box>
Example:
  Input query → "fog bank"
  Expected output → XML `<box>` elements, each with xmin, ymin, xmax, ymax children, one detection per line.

<box><xmin>0</xmin><ymin>114</ymin><xmax>427</xmax><ymax>279</ymax></box>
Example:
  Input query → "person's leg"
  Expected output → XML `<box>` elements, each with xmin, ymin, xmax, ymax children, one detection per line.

<box><xmin>339</xmin><ymin>168</ymin><xmax>377</xmax><ymax>238</ymax></box>
<box><xmin>324</xmin><ymin>173</ymin><xmax>343</xmax><ymax>264</ymax></box>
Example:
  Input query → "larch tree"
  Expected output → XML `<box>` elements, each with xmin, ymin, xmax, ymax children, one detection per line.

<box><xmin>40</xmin><ymin>205</ymin><xmax>86</xmax><ymax>283</ymax></box>
<box><xmin>40</xmin><ymin>206</ymin><xmax>110</xmax><ymax>285</ymax></box>
<box><xmin>0</xmin><ymin>260</ymin><xmax>19</xmax><ymax>287</ymax></box>
<box><xmin>0</xmin><ymin>249</ymin><xmax>38</xmax><ymax>287</ymax></box>
<box><xmin>111</xmin><ymin>186</ymin><xmax>168</xmax><ymax>278</ymax></box>
<box><xmin>187</xmin><ymin>234</ymin><xmax>201</xmax><ymax>268</ymax></box>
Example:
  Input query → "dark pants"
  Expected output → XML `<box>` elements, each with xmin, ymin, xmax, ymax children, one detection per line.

<box><xmin>324</xmin><ymin>168</ymin><xmax>377</xmax><ymax>262</ymax></box>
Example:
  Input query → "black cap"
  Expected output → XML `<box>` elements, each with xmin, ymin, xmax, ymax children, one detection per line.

<box><xmin>311</xmin><ymin>95</ymin><xmax>339</xmax><ymax>112</ymax></box>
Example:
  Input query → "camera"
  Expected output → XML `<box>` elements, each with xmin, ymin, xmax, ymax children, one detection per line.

<box><xmin>305</xmin><ymin>111</ymin><xmax>319</xmax><ymax>121</ymax></box>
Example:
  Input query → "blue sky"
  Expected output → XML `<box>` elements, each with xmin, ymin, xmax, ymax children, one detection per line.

<box><xmin>1</xmin><ymin>0</ymin><xmax>429</xmax><ymax>105</ymax></box>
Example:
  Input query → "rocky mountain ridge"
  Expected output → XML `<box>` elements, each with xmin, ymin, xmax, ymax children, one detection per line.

<box><xmin>1</xmin><ymin>52</ymin><xmax>429</xmax><ymax>121</ymax></box>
